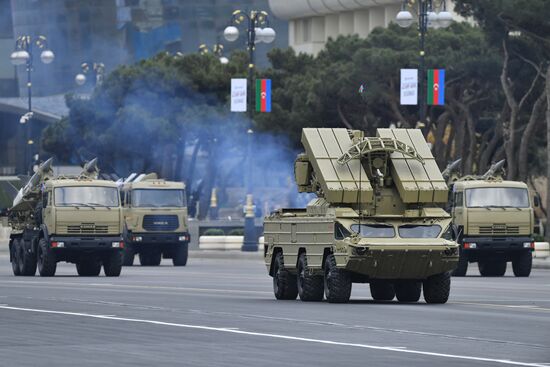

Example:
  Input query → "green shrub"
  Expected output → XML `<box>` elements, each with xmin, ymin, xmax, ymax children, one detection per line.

<box><xmin>228</xmin><ymin>228</ymin><xmax>244</xmax><ymax>236</ymax></box>
<box><xmin>203</xmin><ymin>228</ymin><xmax>225</xmax><ymax>236</ymax></box>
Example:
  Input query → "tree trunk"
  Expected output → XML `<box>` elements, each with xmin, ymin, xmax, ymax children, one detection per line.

<box><xmin>518</xmin><ymin>90</ymin><xmax>546</xmax><ymax>181</ymax></box>
<box><xmin>545</xmin><ymin>66</ymin><xmax>550</xmax><ymax>241</ymax></box>
<box><xmin>500</xmin><ymin>41</ymin><xmax>519</xmax><ymax>179</ymax></box>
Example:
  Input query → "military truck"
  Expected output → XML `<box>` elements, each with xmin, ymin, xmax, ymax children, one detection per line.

<box><xmin>8</xmin><ymin>158</ymin><xmax>123</xmax><ymax>277</ymax></box>
<box><xmin>121</xmin><ymin>173</ymin><xmax>189</xmax><ymax>266</ymax></box>
<box><xmin>443</xmin><ymin>160</ymin><xmax>534</xmax><ymax>277</ymax></box>
<box><xmin>264</xmin><ymin>128</ymin><xmax>458</xmax><ymax>304</ymax></box>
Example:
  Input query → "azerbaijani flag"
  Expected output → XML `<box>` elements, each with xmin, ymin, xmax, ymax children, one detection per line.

<box><xmin>427</xmin><ymin>69</ymin><xmax>445</xmax><ymax>105</ymax></box>
<box><xmin>255</xmin><ymin>79</ymin><xmax>271</xmax><ymax>112</ymax></box>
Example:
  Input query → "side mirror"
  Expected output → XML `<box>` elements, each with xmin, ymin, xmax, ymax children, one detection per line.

<box><xmin>533</xmin><ymin>195</ymin><xmax>540</xmax><ymax>207</ymax></box>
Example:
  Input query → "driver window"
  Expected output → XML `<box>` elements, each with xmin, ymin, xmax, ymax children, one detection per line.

<box><xmin>454</xmin><ymin>192</ymin><xmax>463</xmax><ymax>208</ymax></box>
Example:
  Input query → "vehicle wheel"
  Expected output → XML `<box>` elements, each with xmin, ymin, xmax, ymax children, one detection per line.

<box><xmin>512</xmin><ymin>251</ymin><xmax>532</xmax><ymax>277</ymax></box>
<box><xmin>139</xmin><ymin>252</ymin><xmax>150</xmax><ymax>266</ymax></box>
<box><xmin>76</xmin><ymin>259</ymin><xmax>101</xmax><ymax>276</ymax></box>
<box><xmin>272</xmin><ymin>252</ymin><xmax>298</xmax><ymax>300</ymax></box>
<box><xmin>103</xmin><ymin>251</ymin><xmax>122</xmax><ymax>277</ymax></box>
<box><xmin>18</xmin><ymin>240</ymin><xmax>37</xmax><ymax>276</ymax></box>
<box><xmin>423</xmin><ymin>272</ymin><xmax>451</xmax><ymax>304</ymax></box>
<box><xmin>395</xmin><ymin>280</ymin><xmax>421</xmax><ymax>303</ymax></box>
<box><xmin>452</xmin><ymin>248</ymin><xmax>468</xmax><ymax>277</ymax></box>
<box><xmin>122</xmin><ymin>243</ymin><xmax>135</xmax><ymax>266</ymax></box>
<box><xmin>172</xmin><ymin>243</ymin><xmax>188</xmax><ymax>266</ymax></box>
<box><xmin>149</xmin><ymin>250</ymin><xmax>161</xmax><ymax>266</ymax></box>
<box><xmin>478</xmin><ymin>260</ymin><xmax>506</xmax><ymax>277</ymax></box>
<box><xmin>37</xmin><ymin>238</ymin><xmax>56</xmax><ymax>277</ymax></box>
<box><xmin>297</xmin><ymin>253</ymin><xmax>324</xmax><ymax>302</ymax></box>
<box><xmin>370</xmin><ymin>281</ymin><xmax>395</xmax><ymax>301</ymax></box>
<box><xmin>11</xmin><ymin>239</ymin><xmax>21</xmax><ymax>276</ymax></box>
<box><xmin>324</xmin><ymin>254</ymin><xmax>352</xmax><ymax>303</ymax></box>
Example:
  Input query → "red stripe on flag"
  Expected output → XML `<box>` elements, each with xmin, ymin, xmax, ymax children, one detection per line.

<box><xmin>261</xmin><ymin>79</ymin><xmax>267</xmax><ymax>112</ymax></box>
<box><xmin>433</xmin><ymin>69</ymin><xmax>439</xmax><ymax>105</ymax></box>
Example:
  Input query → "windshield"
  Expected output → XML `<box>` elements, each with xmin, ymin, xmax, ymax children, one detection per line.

<box><xmin>131</xmin><ymin>189</ymin><xmax>186</xmax><ymax>208</ymax></box>
<box><xmin>350</xmin><ymin>224</ymin><xmax>395</xmax><ymax>238</ymax></box>
<box><xmin>399</xmin><ymin>225</ymin><xmax>442</xmax><ymax>238</ymax></box>
<box><xmin>54</xmin><ymin>186</ymin><xmax>119</xmax><ymax>207</ymax></box>
<box><xmin>466</xmin><ymin>187</ymin><xmax>529</xmax><ymax>208</ymax></box>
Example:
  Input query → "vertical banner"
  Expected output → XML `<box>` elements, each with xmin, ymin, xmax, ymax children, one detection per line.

<box><xmin>230</xmin><ymin>78</ymin><xmax>247</xmax><ymax>112</ymax></box>
<box><xmin>427</xmin><ymin>69</ymin><xmax>445</xmax><ymax>105</ymax></box>
<box><xmin>255</xmin><ymin>79</ymin><xmax>271</xmax><ymax>112</ymax></box>
<box><xmin>400</xmin><ymin>69</ymin><xmax>418</xmax><ymax>105</ymax></box>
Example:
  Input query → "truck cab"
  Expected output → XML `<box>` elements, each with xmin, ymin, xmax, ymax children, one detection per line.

<box><xmin>121</xmin><ymin>174</ymin><xmax>189</xmax><ymax>266</ymax></box>
<box><xmin>9</xmin><ymin>167</ymin><xmax>124</xmax><ymax>277</ymax></box>
<box><xmin>449</xmin><ymin>180</ymin><xmax>534</xmax><ymax>277</ymax></box>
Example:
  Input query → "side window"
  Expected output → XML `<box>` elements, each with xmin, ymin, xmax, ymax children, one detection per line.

<box><xmin>121</xmin><ymin>191</ymin><xmax>126</xmax><ymax>206</ymax></box>
<box><xmin>454</xmin><ymin>192</ymin><xmax>463</xmax><ymax>208</ymax></box>
<box><xmin>42</xmin><ymin>192</ymin><xmax>49</xmax><ymax>208</ymax></box>
<box><xmin>334</xmin><ymin>223</ymin><xmax>351</xmax><ymax>240</ymax></box>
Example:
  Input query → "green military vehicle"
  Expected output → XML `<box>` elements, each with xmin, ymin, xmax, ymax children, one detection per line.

<box><xmin>264</xmin><ymin>128</ymin><xmax>458</xmax><ymax>304</ymax></box>
<box><xmin>444</xmin><ymin>160</ymin><xmax>534</xmax><ymax>277</ymax></box>
<box><xmin>121</xmin><ymin>173</ymin><xmax>189</xmax><ymax>266</ymax></box>
<box><xmin>9</xmin><ymin>158</ymin><xmax>123</xmax><ymax>277</ymax></box>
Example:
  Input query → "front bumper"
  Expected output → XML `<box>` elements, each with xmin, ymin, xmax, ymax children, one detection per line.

<box><xmin>461</xmin><ymin>236</ymin><xmax>534</xmax><ymax>253</ymax></box>
<box><xmin>49</xmin><ymin>236</ymin><xmax>124</xmax><ymax>251</ymax></box>
<box><xmin>126</xmin><ymin>232</ymin><xmax>190</xmax><ymax>245</ymax></box>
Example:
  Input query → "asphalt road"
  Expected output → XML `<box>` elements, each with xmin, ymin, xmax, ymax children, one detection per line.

<box><xmin>0</xmin><ymin>254</ymin><xmax>549</xmax><ymax>367</ymax></box>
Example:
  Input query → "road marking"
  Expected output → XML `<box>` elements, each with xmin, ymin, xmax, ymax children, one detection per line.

<box><xmin>453</xmin><ymin>302</ymin><xmax>550</xmax><ymax>312</ymax></box>
<box><xmin>0</xmin><ymin>305</ymin><xmax>547</xmax><ymax>367</ymax></box>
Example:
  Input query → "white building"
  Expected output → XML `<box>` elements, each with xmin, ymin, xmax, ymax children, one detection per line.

<box><xmin>268</xmin><ymin>0</ymin><xmax>457</xmax><ymax>55</ymax></box>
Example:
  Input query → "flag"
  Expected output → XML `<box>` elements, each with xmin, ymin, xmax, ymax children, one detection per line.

<box><xmin>255</xmin><ymin>79</ymin><xmax>271</xmax><ymax>112</ymax></box>
<box><xmin>427</xmin><ymin>69</ymin><xmax>445</xmax><ymax>105</ymax></box>
<box><xmin>358</xmin><ymin>84</ymin><xmax>365</xmax><ymax>94</ymax></box>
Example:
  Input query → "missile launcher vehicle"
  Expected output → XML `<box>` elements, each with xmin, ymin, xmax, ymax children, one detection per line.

<box><xmin>120</xmin><ymin>173</ymin><xmax>189</xmax><ymax>266</ymax></box>
<box><xmin>8</xmin><ymin>158</ymin><xmax>124</xmax><ymax>277</ymax></box>
<box><xmin>443</xmin><ymin>160</ymin><xmax>534</xmax><ymax>277</ymax></box>
<box><xmin>264</xmin><ymin>128</ymin><xmax>458</xmax><ymax>304</ymax></box>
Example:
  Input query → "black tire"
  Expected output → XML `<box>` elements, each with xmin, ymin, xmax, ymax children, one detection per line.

<box><xmin>11</xmin><ymin>239</ymin><xmax>21</xmax><ymax>276</ymax></box>
<box><xmin>76</xmin><ymin>259</ymin><xmax>101</xmax><ymax>276</ymax></box>
<box><xmin>297</xmin><ymin>253</ymin><xmax>324</xmax><ymax>302</ymax></box>
<box><xmin>395</xmin><ymin>280</ymin><xmax>421</xmax><ymax>303</ymax></box>
<box><xmin>37</xmin><ymin>238</ymin><xmax>56</xmax><ymax>277</ymax></box>
<box><xmin>423</xmin><ymin>272</ymin><xmax>451</xmax><ymax>304</ymax></box>
<box><xmin>149</xmin><ymin>250</ymin><xmax>161</xmax><ymax>266</ymax></box>
<box><xmin>18</xmin><ymin>240</ymin><xmax>37</xmax><ymax>276</ymax></box>
<box><xmin>103</xmin><ymin>251</ymin><xmax>122</xmax><ymax>277</ymax></box>
<box><xmin>512</xmin><ymin>251</ymin><xmax>532</xmax><ymax>277</ymax></box>
<box><xmin>370</xmin><ymin>281</ymin><xmax>395</xmax><ymax>301</ymax></box>
<box><xmin>272</xmin><ymin>252</ymin><xmax>298</xmax><ymax>300</ymax></box>
<box><xmin>139</xmin><ymin>252</ymin><xmax>150</xmax><ymax>266</ymax></box>
<box><xmin>122</xmin><ymin>243</ymin><xmax>135</xmax><ymax>266</ymax></box>
<box><xmin>452</xmin><ymin>248</ymin><xmax>468</xmax><ymax>277</ymax></box>
<box><xmin>478</xmin><ymin>260</ymin><xmax>506</xmax><ymax>277</ymax></box>
<box><xmin>172</xmin><ymin>243</ymin><xmax>188</xmax><ymax>266</ymax></box>
<box><xmin>324</xmin><ymin>254</ymin><xmax>352</xmax><ymax>303</ymax></box>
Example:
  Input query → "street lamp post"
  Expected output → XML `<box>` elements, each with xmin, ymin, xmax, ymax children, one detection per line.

<box><xmin>75</xmin><ymin>62</ymin><xmax>105</xmax><ymax>87</ymax></box>
<box><xmin>396</xmin><ymin>1</ymin><xmax>453</xmax><ymax>124</ymax></box>
<box><xmin>10</xmin><ymin>35</ymin><xmax>55</xmax><ymax>174</ymax></box>
<box><xmin>199</xmin><ymin>43</ymin><xmax>229</xmax><ymax>64</ymax></box>
<box><xmin>223</xmin><ymin>10</ymin><xmax>276</xmax><ymax>251</ymax></box>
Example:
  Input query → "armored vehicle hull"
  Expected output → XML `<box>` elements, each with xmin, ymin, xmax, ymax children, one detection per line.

<box><xmin>264</xmin><ymin>128</ymin><xmax>458</xmax><ymax>304</ymax></box>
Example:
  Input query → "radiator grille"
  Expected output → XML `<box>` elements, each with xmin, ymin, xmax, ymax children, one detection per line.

<box><xmin>477</xmin><ymin>224</ymin><xmax>520</xmax><ymax>235</ymax></box>
<box><xmin>142</xmin><ymin>215</ymin><xmax>179</xmax><ymax>231</ymax></box>
<box><xmin>65</xmin><ymin>223</ymin><xmax>109</xmax><ymax>234</ymax></box>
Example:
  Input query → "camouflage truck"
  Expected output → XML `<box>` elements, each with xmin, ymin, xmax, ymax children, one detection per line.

<box><xmin>121</xmin><ymin>173</ymin><xmax>189</xmax><ymax>266</ymax></box>
<box><xmin>8</xmin><ymin>158</ymin><xmax>123</xmax><ymax>277</ymax></box>
<box><xmin>443</xmin><ymin>160</ymin><xmax>534</xmax><ymax>277</ymax></box>
<box><xmin>264</xmin><ymin>128</ymin><xmax>458</xmax><ymax>304</ymax></box>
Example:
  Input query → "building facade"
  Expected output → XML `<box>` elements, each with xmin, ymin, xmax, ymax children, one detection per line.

<box><xmin>268</xmin><ymin>0</ymin><xmax>458</xmax><ymax>55</ymax></box>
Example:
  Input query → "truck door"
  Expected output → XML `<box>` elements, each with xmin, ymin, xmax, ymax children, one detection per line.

<box><xmin>452</xmin><ymin>191</ymin><xmax>464</xmax><ymax>231</ymax></box>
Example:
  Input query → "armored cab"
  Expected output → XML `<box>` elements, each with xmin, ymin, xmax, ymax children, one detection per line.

<box><xmin>264</xmin><ymin>128</ymin><xmax>458</xmax><ymax>304</ymax></box>
<box><xmin>8</xmin><ymin>158</ymin><xmax>124</xmax><ymax>277</ymax></box>
<box><xmin>443</xmin><ymin>160</ymin><xmax>534</xmax><ymax>277</ymax></box>
<box><xmin>120</xmin><ymin>173</ymin><xmax>189</xmax><ymax>266</ymax></box>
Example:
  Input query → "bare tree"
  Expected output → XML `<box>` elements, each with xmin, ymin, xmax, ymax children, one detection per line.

<box><xmin>546</xmin><ymin>65</ymin><xmax>550</xmax><ymax>241</ymax></box>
